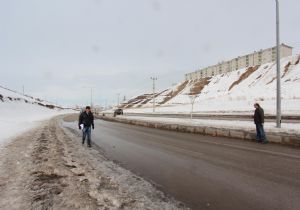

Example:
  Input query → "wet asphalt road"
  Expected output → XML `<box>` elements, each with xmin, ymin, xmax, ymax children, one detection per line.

<box><xmin>64</xmin><ymin>119</ymin><xmax>300</xmax><ymax>210</ymax></box>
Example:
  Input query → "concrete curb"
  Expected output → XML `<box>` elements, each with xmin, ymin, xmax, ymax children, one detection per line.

<box><xmin>97</xmin><ymin>116</ymin><xmax>300</xmax><ymax>147</ymax></box>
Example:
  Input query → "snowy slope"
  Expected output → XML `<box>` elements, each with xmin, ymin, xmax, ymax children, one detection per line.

<box><xmin>123</xmin><ymin>55</ymin><xmax>300</xmax><ymax>115</ymax></box>
<box><xmin>0</xmin><ymin>85</ymin><xmax>62</xmax><ymax>108</ymax></box>
<box><xmin>0</xmin><ymin>86</ymin><xmax>75</xmax><ymax>148</ymax></box>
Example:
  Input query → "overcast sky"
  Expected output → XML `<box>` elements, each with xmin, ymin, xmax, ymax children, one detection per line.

<box><xmin>0</xmin><ymin>0</ymin><xmax>299</xmax><ymax>106</ymax></box>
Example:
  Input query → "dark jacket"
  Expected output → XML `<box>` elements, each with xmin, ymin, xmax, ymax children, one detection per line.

<box><xmin>254</xmin><ymin>107</ymin><xmax>264</xmax><ymax>124</ymax></box>
<box><xmin>79</xmin><ymin>111</ymin><xmax>94</xmax><ymax>128</ymax></box>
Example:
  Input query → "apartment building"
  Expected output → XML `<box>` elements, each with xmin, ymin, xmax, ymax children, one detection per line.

<box><xmin>185</xmin><ymin>44</ymin><xmax>293</xmax><ymax>80</ymax></box>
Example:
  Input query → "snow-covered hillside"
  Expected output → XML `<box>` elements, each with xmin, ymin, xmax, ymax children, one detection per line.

<box><xmin>0</xmin><ymin>86</ymin><xmax>75</xmax><ymax>147</ymax></box>
<box><xmin>0</xmin><ymin>85</ymin><xmax>63</xmax><ymax>108</ymax></box>
<box><xmin>122</xmin><ymin>55</ymin><xmax>300</xmax><ymax>115</ymax></box>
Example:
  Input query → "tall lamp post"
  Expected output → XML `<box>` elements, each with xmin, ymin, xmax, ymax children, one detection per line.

<box><xmin>275</xmin><ymin>0</ymin><xmax>281</xmax><ymax>128</ymax></box>
<box><xmin>150</xmin><ymin>77</ymin><xmax>158</xmax><ymax>112</ymax></box>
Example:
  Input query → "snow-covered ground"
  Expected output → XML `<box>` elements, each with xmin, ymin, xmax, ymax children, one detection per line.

<box><xmin>118</xmin><ymin>115</ymin><xmax>300</xmax><ymax>135</ymax></box>
<box><xmin>122</xmin><ymin>55</ymin><xmax>300</xmax><ymax>115</ymax></box>
<box><xmin>0</xmin><ymin>86</ymin><xmax>75</xmax><ymax>148</ymax></box>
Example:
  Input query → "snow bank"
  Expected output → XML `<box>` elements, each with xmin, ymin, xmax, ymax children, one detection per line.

<box><xmin>0</xmin><ymin>101</ymin><xmax>74</xmax><ymax>148</ymax></box>
<box><xmin>0</xmin><ymin>86</ymin><xmax>75</xmax><ymax>148</ymax></box>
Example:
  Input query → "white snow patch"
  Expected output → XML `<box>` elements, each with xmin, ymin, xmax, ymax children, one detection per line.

<box><xmin>0</xmin><ymin>86</ymin><xmax>75</xmax><ymax>149</ymax></box>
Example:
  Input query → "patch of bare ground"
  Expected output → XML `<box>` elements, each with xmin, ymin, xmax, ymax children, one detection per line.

<box><xmin>266</xmin><ymin>62</ymin><xmax>293</xmax><ymax>85</ymax></box>
<box><xmin>281</xmin><ymin>62</ymin><xmax>292</xmax><ymax>78</ymax></box>
<box><xmin>121</xmin><ymin>93</ymin><xmax>163</xmax><ymax>109</ymax></box>
<box><xmin>141</xmin><ymin>91</ymin><xmax>166</xmax><ymax>106</ymax></box>
<box><xmin>189</xmin><ymin>78</ymin><xmax>211</xmax><ymax>95</ymax></box>
<box><xmin>266</xmin><ymin>77</ymin><xmax>276</xmax><ymax>85</ymax></box>
<box><xmin>229</xmin><ymin>65</ymin><xmax>260</xmax><ymax>91</ymax></box>
<box><xmin>0</xmin><ymin>116</ymin><xmax>185</xmax><ymax>210</ymax></box>
<box><xmin>295</xmin><ymin>55</ymin><xmax>300</xmax><ymax>65</ymax></box>
<box><xmin>122</xmin><ymin>103</ymin><xmax>134</xmax><ymax>109</ymax></box>
<box><xmin>63</xmin><ymin>114</ymin><xmax>79</xmax><ymax>122</ymax></box>
<box><xmin>159</xmin><ymin>80</ymin><xmax>189</xmax><ymax>105</ymax></box>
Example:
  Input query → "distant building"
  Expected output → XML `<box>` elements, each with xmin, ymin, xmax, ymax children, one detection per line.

<box><xmin>185</xmin><ymin>43</ymin><xmax>293</xmax><ymax>80</ymax></box>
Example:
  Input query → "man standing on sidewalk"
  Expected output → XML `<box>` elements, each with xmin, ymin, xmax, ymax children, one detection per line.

<box><xmin>79</xmin><ymin>106</ymin><xmax>94</xmax><ymax>147</ymax></box>
<box><xmin>253</xmin><ymin>103</ymin><xmax>268</xmax><ymax>144</ymax></box>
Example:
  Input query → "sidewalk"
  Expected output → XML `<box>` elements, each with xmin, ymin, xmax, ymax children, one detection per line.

<box><xmin>99</xmin><ymin>115</ymin><xmax>300</xmax><ymax>147</ymax></box>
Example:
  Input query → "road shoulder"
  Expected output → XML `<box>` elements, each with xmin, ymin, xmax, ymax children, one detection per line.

<box><xmin>99</xmin><ymin>115</ymin><xmax>300</xmax><ymax>147</ymax></box>
<box><xmin>0</xmin><ymin>116</ymin><xmax>186</xmax><ymax>209</ymax></box>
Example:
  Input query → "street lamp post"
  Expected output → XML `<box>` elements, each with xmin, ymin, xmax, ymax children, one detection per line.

<box><xmin>150</xmin><ymin>77</ymin><xmax>158</xmax><ymax>112</ymax></box>
<box><xmin>275</xmin><ymin>0</ymin><xmax>281</xmax><ymax>128</ymax></box>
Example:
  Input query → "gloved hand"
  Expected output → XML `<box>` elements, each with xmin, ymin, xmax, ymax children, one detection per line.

<box><xmin>92</xmin><ymin>124</ymin><xmax>94</xmax><ymax>129</ymax></box>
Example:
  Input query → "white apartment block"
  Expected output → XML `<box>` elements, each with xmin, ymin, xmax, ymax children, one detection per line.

<box><xmin>185</xmin><ymin>44</ymin><xmax>293</xmax><ymax>80</ymax></box>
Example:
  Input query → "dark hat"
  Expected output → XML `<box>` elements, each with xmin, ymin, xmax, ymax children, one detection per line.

<box><xmin>86</xmin><ymin>106</ymin><xmax>91</xmax><ymax>109</ymax></box>
<box><xmin>254</xmin><ymin>103</ymin><xmax>260</xmax><ymax>107</ymax></box>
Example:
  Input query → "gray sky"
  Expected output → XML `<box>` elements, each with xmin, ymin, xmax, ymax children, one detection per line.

<box><xmin>0</xmin><ymin>0</ymin><xmax>299</xmax><ymax>106</ymax></box>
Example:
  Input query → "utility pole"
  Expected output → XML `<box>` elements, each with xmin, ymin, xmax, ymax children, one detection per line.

<box><xmin>150</xmin><ymin>77</ymin><xmax>158</xmax><ymax>112</ymax></box>
<box><xmin>22</xmin><ymin>85</ymin><xmax>25</xmax><ymax>95</ymax></box>
<box><xmin>275</xmin><ymin>0</ymin><xmax>281</xmax><ymax>128</ymax></box>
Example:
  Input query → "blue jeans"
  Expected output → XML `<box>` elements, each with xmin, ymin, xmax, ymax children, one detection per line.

<box><xmin>82</xmin><ymin>126</ymin><xmax>91</xmax><ymax>146</ymax></box>
<box><xmin>255</xmin><ymin>123</ymin><xmax>267</xmax><ymax>142</ymax></box>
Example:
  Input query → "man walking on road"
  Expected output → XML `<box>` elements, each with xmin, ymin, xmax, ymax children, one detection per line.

<box><xmin>253</xmin><ymin>103</ymin><xmax>268</xmax><ymax>144</ymax></box>
<box><xmin>79</xmin><ymin>106</ymin><xmax>94</xmax><ymax>147</ymax></box>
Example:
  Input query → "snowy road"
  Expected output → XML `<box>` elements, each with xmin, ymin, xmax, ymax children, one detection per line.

<box><xmin>65</xmin><ymin>118</ymin><xmax>300</xmax><ymax>210</ymax></box>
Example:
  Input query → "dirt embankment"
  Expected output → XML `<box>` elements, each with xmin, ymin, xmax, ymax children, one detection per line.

<box><xmin>189</xmin><ymin>78</ymin><xmax>211</xmax><ymax>95</ymax></box>
<box><xmin>281</xmin><ymin>62</ymin><xmax>292</xmax><ymax>78</ymax></box>
<box><xmin>159</xmin><ymin>81</ymin><xmax>189</xmax><ymax>105</ymax></box>
<box><xmin>229</xmin><ymin>66</ymin><xmax>260</xmax><ymax>91</ymax></box>
<box><xmin>0</xmin><ymin>116</ymin><xmax>185</xmax><ymax>210</ymax></box>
